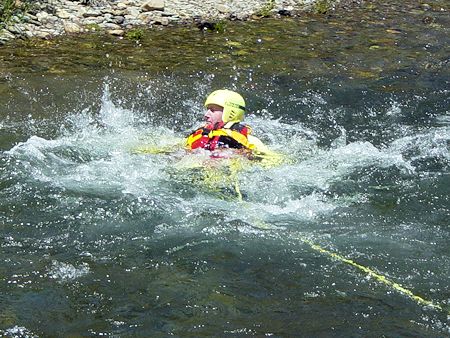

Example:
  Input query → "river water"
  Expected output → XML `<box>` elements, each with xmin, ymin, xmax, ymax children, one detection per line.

<box><xmin>1</xmin><ymin>0</ymin><xmax>449</xmax><ymax>336</ymax></box>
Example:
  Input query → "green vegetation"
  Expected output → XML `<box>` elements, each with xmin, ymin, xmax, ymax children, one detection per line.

<box><xmin>199</xmin><ymin>21</ymin><xmax>227</xmax><ymax>33</ymax></box>
<box><xmin>85</xmin><ymin>23</ymin><xmax>101</xmax><ymax>31</ymax></box>
<box><xmin>211</xmin><ymin>21</ymin><xmax>226</xmax><ymax>33</ymax></box>
<box><xmin>256</xmin><ymin>0</ymin><xmax>275</xmax><ymax>17</ymax></box>
<box><xmin>1</xmin><ymin>0</ymin><xmax>17</xmax><ymax>27</ymax></box>
<box><xmin>313</xmin><ymin>0</ymin><xmax>333</xmax><ymax>14</ymax></box>
<box><xmin>0</xmin><ymin>0</ymin><xmax>31</xmax><ymax>28</ymax></box>
<box><xmin>125</xmin><ymin>28</ymin><xmax>144</xmax><ymax>41</ymax></box>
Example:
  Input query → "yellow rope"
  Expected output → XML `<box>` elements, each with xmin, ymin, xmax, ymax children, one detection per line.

<box><xmin>298</xmin><ymin>237</ymin><xmax>447</xmax><ymax>314</ymax></box>
<box><xmin>230</xmin><ymin>158</ymin><xmax>244</xmax><ymax>201</ymax></box>
<box><xmin>229</xmin><ymin>171</ymin><xmax>448</xmax><ymax>315</ymax></box>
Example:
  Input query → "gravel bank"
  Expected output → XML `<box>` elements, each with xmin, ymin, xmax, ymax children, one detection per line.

<box><xmin>0</xmin><ymin>0</ymin><xmax>342</xmax><ymax>44</ymax></box>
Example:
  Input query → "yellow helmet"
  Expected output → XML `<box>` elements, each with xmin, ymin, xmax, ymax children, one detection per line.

<box><xmin>204</xmin><ymin>89</ymin><xmax>246</xmax><ymax>123</ymax></box>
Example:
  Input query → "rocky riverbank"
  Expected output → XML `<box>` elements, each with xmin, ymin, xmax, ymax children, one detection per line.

<box><xmin>0</xmin><ymin>0</ymin><xmax>344</xmax><ymax>44</ymax></box>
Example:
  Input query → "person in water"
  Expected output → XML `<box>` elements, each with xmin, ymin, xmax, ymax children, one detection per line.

<box><xmin>185</xmin><ymin>89</ymin><xmax>268</xmax><ymax>154</ymax></box>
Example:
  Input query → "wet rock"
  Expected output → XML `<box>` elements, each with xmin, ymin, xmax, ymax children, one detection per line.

<box><xmin>422</xmin><ymin>16</ymin><xmax>435</xmax><ymax>24</ymax></box>
<box><xmin>111</xmin><ymin>15</ymin><xmax>125</xmax><ymax>24</ymax></box>
<box><xmin>82</xmin><ymin>17</ymin><xmax>104</xmax><ymax>25</ymax></box>
<box><xmin>64</xmin><ymin>22</ymin><xmax>82</xmax><ymax>33</ymax></box>
<box><xmin>154</xmin><ymin>16</ymin><xmax>169</xmax><ymax>25</ymax></box>
<box><xmin>56</xmin><ymin>9</ymin><xmax>71</xmax><ymax>19</ymax></box>
<box><xmin>83</xmin><ymin>9</ymin><xmax>102</xmax><ymax>17</ymax></box>
<box><xmin>100</xmin><ymin>7</ymin><xmax>114</xmax><ymax>14</ymax></box>
<box><xmin>0</xmin><ymin>29</ymin><xmax>16</xmax><ymax>42</ymax></box>
<box><xmin>6</xmin><ymin>24</ymin><xmax>26</xmax><ymax>36</ymax></box>
<box><xmin>111</xmin><ymin>9</ymin><xmax>127</xmax><ymax>16</ymax></box>
<box><xmin>116</xmin><ymin>2</ymin><xmax>128</xmax><ymax>10</ymax></box>
<box><xmin>217</xmin><ymin>4</ymin><xmax>230</xmax><ymax>14</ymax></box>
<box><xmin>195</xmin><ymin>21</ymin><xmax>216</xmax><ymax>31</ymax></box>
<box><xmin>108</xmin><ymin>29</ymin><xmax>125</xmax><ymax>36</ymax></box>
<box><xmin>124</xmin><ymin>18</ymin><xmax>143</xmax><ymax>27</ymax></box>
<box><xmin>234</xmin><ymin>12</ymin><xmax>250</xmax><ymax>21</ymax></box>
<box><xmin>28</xmin><ymin>19</ymin><xmax>43</xmax><ymax>26</ymax></box>
<box><xmin>142</xmin><ymin>0</ymin><xmax>165</xmax><ymax>11</ymax></box>
<box><xmin>35</xmin><ymin>30</ymin><xmax>53</xmax><ymax>39</ymax></box>
<box><xmin>23</xmin><ymin>30</ymin><xmax>34</xmax><ymax>38</ymax></box>
<box><xmin>99</xmin><ymin>22</ymin><xmax>122</xmax><ymax>30</ymax></box>
<box><xmin>9</xmin><ymin>14</ymin><xmax>23</xmax><ymax>24</ymax></box>
<box><xmin>24</xmin><ymin>13</ymin><xmax>38</xmax><ymax>21</ymax></box>
<box><xmin>36</xmin><ymin>11</ymin><xmax>51</xmax><ymax>23</ymax></box>
<box><xmin>385</xmin><ymin>28</ymin><xmax>401</xmax><ymax>34</ymax></box>
<box><xmin>138</xmin><ymin>12</ymin><xmax>153</xmax><ymax>23</ymax></box>
<box><xmin>127</xmin><ymin>7</ymin><xmax>141</xmax><ymax>17</ymax></box>
<box><xmin>278</xmin><ymin>9</ymin><xmax>292</xmax><ymax>16</ymax></box>
<box><xmin>75</xmin><ymin>6</ymin><xmax>88</xmax><ymax>17</ymax></box>
<box><xmin>168</xmin><ymin>16</ymin><xmax>180</xmax><ymax>23</ymax></box>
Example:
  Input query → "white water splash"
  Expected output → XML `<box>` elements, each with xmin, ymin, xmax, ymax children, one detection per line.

<box><xmin>388</xmin><ymin>126</ymin><xmax>450</xmax><ymax>163</ymax></box>
<box><xmin>252</xmin><ymin>194</ymin><xmax>338</xmax><ymax>219</ymax></box>
<box><xmin>48</xmin><ymin>261</ymin><xmax>90</xmax><ymax>283</ymax></box>
<box><xmin>98</xmin><ymin>83</ymin><xmax>136</xmax><ymax>130</ymax></box>
<box><xmin>0</xmin><ymin>326</ymin><xmax>38</xmax><ymax>338</ymax></box>
<box><xmin>4</xmin><ymin>82</ymin><xmax>448</xmax><ymax>238</ymax></box>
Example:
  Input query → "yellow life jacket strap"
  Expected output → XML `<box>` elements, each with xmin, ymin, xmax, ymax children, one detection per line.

<box><xmin>185</xmin><ymin>132</ymin><xmax>203</xmax><ymax>148</ymax></box>
<box><xmin>185</xmin><ymin>123</ymin><xmax>254</xmax><ymax>150</ymax></box>
<box><xmin>208</xmin><ymin>129</ymin><xmax>252</xmax><ymax>149</ymax></box>
<box><xmin>224</xmin><ymin>121</ymin><xmax>253</xmax><ymax>136</ymax></box>
<box><xmin>223</xmin><ymin>121</ymin><xmax>237</xmax><ymax>129</ymax></box>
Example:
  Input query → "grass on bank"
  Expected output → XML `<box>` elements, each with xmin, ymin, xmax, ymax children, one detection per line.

<box><xmin>0</xmin><ymin>0</ymin><xmax>31</xmax><ymax>27</ymax></box>
<box><xmin>256</xmin><ymin>0</ymin><xmax>275</xmax><ymax>17</ymax></box>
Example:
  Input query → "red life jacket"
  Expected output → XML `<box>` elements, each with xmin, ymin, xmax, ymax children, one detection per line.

<box><xmin>185</xmin><ymin>122</ymin><xmax>251</xmax><ymax>151</ymax></box>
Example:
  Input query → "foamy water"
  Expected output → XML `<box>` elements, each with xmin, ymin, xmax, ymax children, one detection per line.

<box><xmin>1</xmin><ymin>78</ymin><xmax>449</xmax><ymax>336</ymax></box>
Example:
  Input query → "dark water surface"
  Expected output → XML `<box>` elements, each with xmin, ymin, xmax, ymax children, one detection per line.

<box><xmin>1</xmin><ymin>0</ymin><xmax>449</xmax><ymax>336</ymax></box>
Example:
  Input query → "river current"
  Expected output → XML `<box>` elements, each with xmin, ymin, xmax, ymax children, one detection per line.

<box><xmin>1</xmin><ymin>0</ymin><xmax>449</xmax><ymax>336</ymax></box>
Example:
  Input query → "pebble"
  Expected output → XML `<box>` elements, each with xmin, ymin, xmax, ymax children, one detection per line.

<box><xmin>0</xmin><ymin>29</ymin><xmax>16</xmax><ymax>41</ymax></box>
<box><xmin>64</xmin><ymin>22</ymin><xmax>83</xmax><ymax>34</ymax></box>
<box><xmin>100</xmin><ymin>22</ymin><xmax>122</xmax><ymax>30</ymax></box>
<box><xmin>216</xmin><ymin>4</ymin><xmax>230</xmax><ymax>14</ymax></box>
<box><xmin>142</xmin><ymin>0</ymin><xmax>165</xmax><ymax>11</ymax></box>
<box><xmin>56</xmin><ymin>9</ymin><xmax>71</xmax><ymax>19</ymax></box>
<box><xmin>34</xmin><ymin>30</ymin><xmax>52</xmax><ymax>39</ymax></box>
<box><xmin>83</xmin><ymin>9</ymin><xmax>102</xmax><ymax>18</ymax></box>
<box><xmin>157</xmin><ymin>17</ymin><xmax>170</xmax><ymax>25</ymax></box>
<box><xmin>112</xmin><ymin>16</ymin><xmax>126</xmax><ymax>24</ymax></box>
<box><xmin>36</xmin><ymin>11</ymin><xmax>51</xmax><ymax>23</ymax></box>
<box><xmin>1</xmin><ymin>0</ymin><xmax>328</xmax><ymax>43</ymax></box>
<box><xmin>108</xmin><ymin>29</ymin><xmax>125</xmax><ymax>36</ymax></box>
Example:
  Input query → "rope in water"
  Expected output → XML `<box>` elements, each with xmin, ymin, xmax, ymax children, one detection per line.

<box><xmin>299</xmin><ymin>237</ymin><xmax>447</xmax><ymax>313</ymax></box>
<box><xmin>229</xmin><ymin>162</ymin><xmax>449</xmax><ymax>315</ymax></box>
